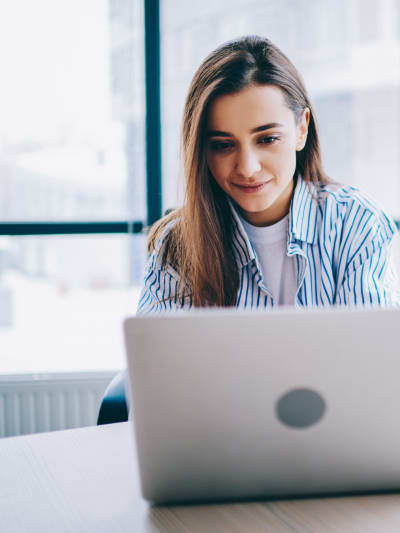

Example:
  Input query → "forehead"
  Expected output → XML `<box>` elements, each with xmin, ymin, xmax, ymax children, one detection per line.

<box><xmin>207</xmin><ymin>84</ymin><xmax>294</xmax><ymax>131</ymax></box>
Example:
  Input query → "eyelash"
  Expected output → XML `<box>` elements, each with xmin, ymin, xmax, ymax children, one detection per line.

<box><xmin>259</xmin><ymin>135</ymin><xmax>280</xmax><ymax>145</ymax></box>
<box><xmin>209</xmin><ymin>136</ymin><xmax>280</xmax><ymax>152</ymax></box>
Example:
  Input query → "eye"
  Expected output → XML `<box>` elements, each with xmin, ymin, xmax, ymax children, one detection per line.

<box><xmin>209</xmin><ymin>141</ymin><xmax>234</xmax><ymax>152</ymax></box>
<box><xmin>258</xmin><ymin>135</ymin><xmax>280</xmax><ymax>145</ymax></box>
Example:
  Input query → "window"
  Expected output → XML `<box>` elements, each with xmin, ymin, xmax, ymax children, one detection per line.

<box><xmin>2</xmin><ymin>0</ymin><xmax>400</xmax><ymax>375</ymax></box>
<box><xmin>161</xmin><ymin>0</ymin><xmax>400</xmax><ymax>218</ymax></box>
<box><xmin>0</xmin><ymin>0</ymin><xmax>149</xmax><ymax>373</ymax></box>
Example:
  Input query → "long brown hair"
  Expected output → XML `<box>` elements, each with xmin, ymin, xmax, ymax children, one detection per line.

<box><xmin>148</xmin><ymin>35</ymin><xmax>328</xmax><ymax>307</ymax></box>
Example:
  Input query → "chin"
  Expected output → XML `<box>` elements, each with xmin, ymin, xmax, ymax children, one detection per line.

<box><xmin>239</xmin><ymin>198</ymin><xmax>274</xmax><ymax>214</ymax></box>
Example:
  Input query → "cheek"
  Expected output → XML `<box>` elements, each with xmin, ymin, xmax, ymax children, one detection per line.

<box><xmin>207</xmin><ymin>155</ymin><xmax>230</xmax><ymax>183</ymax></box>
<box><xmin>268</xmin><ymin>143</ymin><xmax>297</xmax><ymax>176</ymax></box>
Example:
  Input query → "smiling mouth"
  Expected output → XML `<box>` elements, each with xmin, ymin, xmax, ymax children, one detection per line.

<box><xmin>232</xmin><ymin>181</ymin><xmax>271</xmax><ymax>193</ymax></box>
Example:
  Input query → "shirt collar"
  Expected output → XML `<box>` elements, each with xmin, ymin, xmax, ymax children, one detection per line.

<box><xmin>229</xmin><ymin>201</ymin><xmax>257</xmax><ymax>268</ymax></box>
<box><xmin>289</xmin><ymin>175</ymin><xmax>321</xmax><ymax>245</ymax></box>
<box><xmin>229</xmin><ymin>176</ymin><xmax>320</xmax><ymax>269</ymax></box>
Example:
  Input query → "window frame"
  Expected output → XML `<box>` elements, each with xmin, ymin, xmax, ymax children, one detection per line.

<box><xmin>0</xmin><ymin>0</ymin><xmax>161</xmax><ymax>237</ymax></box>
<box><xmin>1</xmin><ymin>0</ymin><xmax>399</xmax><ymax>238</ymax></box>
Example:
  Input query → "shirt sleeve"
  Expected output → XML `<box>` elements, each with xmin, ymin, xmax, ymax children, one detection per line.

<box><xmin>136</xmin><ymin>267</ymin><xmax>184</xmax><ymax>315</ymax></box>
<box><xmin>336</xmin><ymin>214</ymin><xmax>400</xmax><ymax>307</ymax></box>
<box><xmin>135</xmin><ymin>218</ymin><xmax>193</xmax><ymax>315</ymax></box>
<box><xmin>136</xmin><ymin>239</ymin><xmax>192</xmax><ymax>315</ymax></box>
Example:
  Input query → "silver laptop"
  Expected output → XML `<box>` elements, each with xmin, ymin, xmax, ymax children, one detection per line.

<box><xmin>123</xmin><ymin>307</ymin><xmax>400</xmax><ymax>504</ymax></box>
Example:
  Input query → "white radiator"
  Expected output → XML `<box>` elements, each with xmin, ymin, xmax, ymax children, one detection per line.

<box><xmin>0</xmin><ymin>371</ymin><xmax>118</xmax><ymax>438</ymax></box>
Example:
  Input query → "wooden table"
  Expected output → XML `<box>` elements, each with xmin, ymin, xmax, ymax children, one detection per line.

<box><xmin>2</xmin><ymin>422</ymin><xmax>400</xmax><ymax>532</ymax></box>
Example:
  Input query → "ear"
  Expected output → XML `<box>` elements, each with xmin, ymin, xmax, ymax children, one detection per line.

<box><xmin>296</xmin><ymin>108</ymin><xmax>310</xmax><ymax>151</ymax></box>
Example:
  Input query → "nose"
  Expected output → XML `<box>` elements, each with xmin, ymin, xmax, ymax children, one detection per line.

<box><xmin>235</xmin><ymin>146</ymin><xmax>261</xmax><ymax>179</ymax></box>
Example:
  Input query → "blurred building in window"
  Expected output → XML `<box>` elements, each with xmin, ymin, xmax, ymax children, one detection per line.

<box><xmin>0</xmin><ymin>0</ymin><xmax>147</xmax><ymax>288</ymax></box>
<box><xmin>162</xmin><ymin>0</ymin><xmax>400</xmax><ymax>218</ymax></box>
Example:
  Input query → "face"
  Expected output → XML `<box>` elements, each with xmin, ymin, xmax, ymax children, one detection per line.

<box><xmin>206</xmin><ymin>84</ymin><xmax>309</xmax><ymax>226</ymax></box>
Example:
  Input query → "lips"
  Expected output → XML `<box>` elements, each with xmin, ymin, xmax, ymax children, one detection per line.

<box><xmin>232</xmin><ymin>180</ymin><xmax>271</xmax><ymax>193</ymax></box>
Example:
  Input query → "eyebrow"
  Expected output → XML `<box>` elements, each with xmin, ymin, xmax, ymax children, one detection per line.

<box><xmin>207</xmin><ymin>122</ymin><xmax>284</xmax><ymax>137</ymax></box>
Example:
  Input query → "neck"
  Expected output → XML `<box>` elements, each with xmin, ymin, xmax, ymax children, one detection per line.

<box><xmin>238</xmin><ymin>179</ymin><xmax>294</xmax><ymax>227</ymax></box>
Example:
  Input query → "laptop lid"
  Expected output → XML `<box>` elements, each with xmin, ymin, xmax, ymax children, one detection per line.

<box><xmin>124</xmin><ymin>307</ymin><xmax>400</xmax><ymax>504</ymax></box>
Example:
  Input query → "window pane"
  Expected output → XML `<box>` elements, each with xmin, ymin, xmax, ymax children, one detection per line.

<box><xmin>0</xmin><ymin>234</ymin><xmax>145</xmax><ymax>373</ymax></box>
<box><xmin>161</xmin><ymin>0</ymin><xmax>400</xmax><ymax>218</ymax></box>
<box><xmin>0</xmin><ymin>0</ymin><xmax>146</xmax><ymax>222</ymax></box>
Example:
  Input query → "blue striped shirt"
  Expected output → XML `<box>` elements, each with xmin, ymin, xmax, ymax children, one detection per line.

<box><xmin>137</xmin><ymin>177</ymin><xmax>400</xmax><ymax>313</ymax></box>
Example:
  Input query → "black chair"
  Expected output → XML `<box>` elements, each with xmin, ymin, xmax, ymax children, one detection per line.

<box><xmin>97</xmin><ymin>370</ymin><xmax>128</xmax><ymax>425</ymax></box>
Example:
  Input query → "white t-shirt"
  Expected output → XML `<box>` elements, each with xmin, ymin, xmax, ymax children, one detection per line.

<box><xmin>239</xmin><ymin>214</ymin><xmax>298</xmax><ymax>305</ymax></box>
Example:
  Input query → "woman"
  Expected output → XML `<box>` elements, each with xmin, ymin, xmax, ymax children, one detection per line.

<box><xmin>137</xmin><ymin>35</ymin><xmax>399</xmax><ymax>313</ymax></box>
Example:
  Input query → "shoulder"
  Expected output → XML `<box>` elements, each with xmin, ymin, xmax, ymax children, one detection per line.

<box><xmin>146</xmin><ymin>216</ymin><xmax>181</xmax><ymax>280</ymax></box>
<box><xmin>316</xmin><ymin>180</ymin><xmax>397</xmax><ymax>246</ymax></box>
